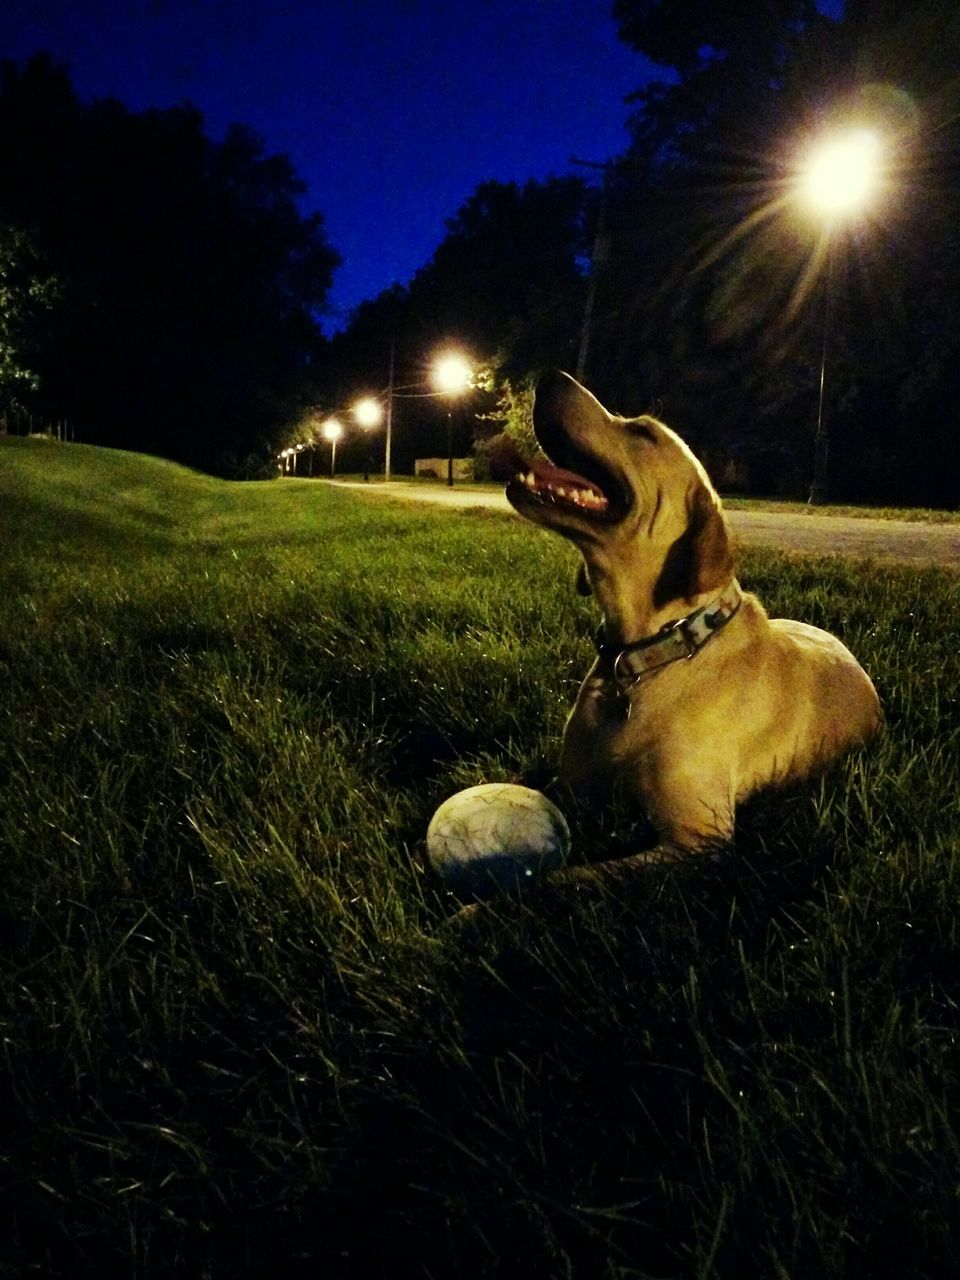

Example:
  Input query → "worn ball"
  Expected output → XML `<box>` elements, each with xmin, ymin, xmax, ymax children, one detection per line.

<box><xmin>426</xmin><ymin>783</ymin><xmax>570</xmax><ymax>897</ymax></box>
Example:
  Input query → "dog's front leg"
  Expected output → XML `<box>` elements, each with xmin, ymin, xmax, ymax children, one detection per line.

<box><xmin>446</xmin><ymin>840</ymin><xmax>707</xmax><ymax>934</ymax></box>
<box><xmin>556</xmin><ymin>672</ymin><xmax>625</xmax><ymax>798</ymax></box>
<box><xmin>547</xmin><ymin>829</ymin><xmax>720</xmax><ymax>888</ymax></box>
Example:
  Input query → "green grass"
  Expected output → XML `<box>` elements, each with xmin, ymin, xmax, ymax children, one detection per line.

<box><xmin>721</xmin><ymin>496</ymin><xmax>960</xmax><ymax>523</ymax></box>
<box><xmin>2</xmin><ymin>437</ymin><xmax>959</xmax><ymax>1278</ymax></box>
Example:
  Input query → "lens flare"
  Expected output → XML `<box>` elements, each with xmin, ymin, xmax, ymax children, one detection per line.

<box><xmin>352</xmin><ymin>397</ymin><xmax>383</xmax><ymax>428</ymax></box>
<box><xmin>800</xmin><ymin>129</ymin><xmax>883</xmax><ymax>217</ymax></box>
<box><xmin>432</xmin><ymin>353</ymin><xmax>472</xmax><ymax>394</ymax></box>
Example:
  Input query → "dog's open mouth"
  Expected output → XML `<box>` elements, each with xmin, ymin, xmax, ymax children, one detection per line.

<box><xmin>511</xmin><ymin>457</ymin><xmax>610</xmax><ymax>514</ymax></box>
<box><xmin>504</xmin><ymin>439</ymin><xmax>626</xmax><ymax>525</ymax></box>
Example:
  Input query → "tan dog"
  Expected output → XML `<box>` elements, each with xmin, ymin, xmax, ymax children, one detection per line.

<box><xmin>506</xmin><ymin>371</ymin><xmax>881</xmax><ymax>862</ymax></box>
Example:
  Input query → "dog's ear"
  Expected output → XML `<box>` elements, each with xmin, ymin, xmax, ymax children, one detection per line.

<box><xmin>654</xmin><ymin>480</ymin><xmax>733</xmax><ymax>606</ymax></box>
<box><xmin>688</xmin><ymin>482</ymin><xmax>733</xmax><ymax>596</ymax></box>
<box><xmin>575</xmin><ymin>563</ymin><xmax>593</xmax><ymax>596</ymax></box>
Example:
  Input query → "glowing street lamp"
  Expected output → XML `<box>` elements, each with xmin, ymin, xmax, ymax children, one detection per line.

<box><xmin>800</xmin><ymin>129</ymin><xmax>883</xmax><ymax>219</ymax></box>
<box><xmin>431</xmin><ymin>352</ymin><xmax>472</xmax><ymax>487</ymax></box>
<box><xmin>279</xmin><ymin>445</ymin><xmax>305</xmax><ymax>475</ymax></box>
<box><xmin>321</xmin><ymin>417</ymin><xmax>343</xmax><ymax>477</ymax></box>
<box><xmin>352</xmin><ymin>396</ymin><xmax>384</xmax><ymax>482</ymax></box>
<box><xmin>353</xmin><ymin>397</ymin><xmax>383</xmax><ymax>429</ymax></box>
<box><xmin>798</xmin><ymin>128</ymin><xmax>884</xmax><ymax>504</ymax></box>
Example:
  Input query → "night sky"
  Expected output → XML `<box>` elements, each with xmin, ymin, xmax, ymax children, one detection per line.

<box><xmin>0</xmin><ymin>0</ymin><xmax>658</xmax><ymax>327</ymax></box>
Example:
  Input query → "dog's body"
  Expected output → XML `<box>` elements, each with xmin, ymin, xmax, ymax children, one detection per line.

<box><xmin>506</xmin><ymin>372</ymin><xmax>881</xmax><ymax>859</ymax></box>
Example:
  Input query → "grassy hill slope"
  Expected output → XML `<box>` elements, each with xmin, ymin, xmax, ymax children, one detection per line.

<box><xmin>2</xmin><ymin>438</ymin><xmax>959</xmax><ymax>1278</ymax></box>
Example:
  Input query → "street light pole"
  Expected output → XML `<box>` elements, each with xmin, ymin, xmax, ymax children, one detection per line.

<box><xmin>797</xmin><ymin>128</ymin><xmax>883</xmax><ymax>505</ymax></box>
<box><xmin>809</xmin><ymin>242</ymin><xmax>836</xmax><ymax>505</ymax></box>
<box><xmin>431</xmin><ymin>351</ymin><xmax>472</xmax><ymax>488</ymax></box>
<box><xmin>353</xmin><ymin>397</ymin><xmax>384</xmax><ymax>483</ymax></box>
<box><xmin>384</xmin><ymin>337</ymin><xmax>395</xmax><ymax>480</ymax></box>
<box><xmin>321</xmin><ymin>418</ymin><xmax>342</xmax><ymax>477</ymax></box>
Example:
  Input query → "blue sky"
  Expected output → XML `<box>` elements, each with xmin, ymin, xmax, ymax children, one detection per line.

<box><xmin>0</xmin><ymin>1</ymin><xmax>657</xmax><ymax>326</ymax></box>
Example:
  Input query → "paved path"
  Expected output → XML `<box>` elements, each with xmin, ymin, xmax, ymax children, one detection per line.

<box><xmin>327</xmin><ymin>480</ymin><xmax>960</xmax><ymax>570</ymax></box>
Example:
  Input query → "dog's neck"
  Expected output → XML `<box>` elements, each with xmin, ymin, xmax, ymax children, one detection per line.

<box><xmin>592</xmin><ymin>566</ymin><xmax>742</xmax><ymax>648</ymax></box>
<box><xmin>595</xmin><ymin>580</ymin><xmax>743</xmax><ymax>684</ymax></box>
<box><xmin>596</xmin><ymin>578</ymin><xmax>737</xmax><ymax>650</ymax></box>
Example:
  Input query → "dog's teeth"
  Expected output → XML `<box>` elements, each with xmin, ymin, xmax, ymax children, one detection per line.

<box><xmin>515</xmin><ymin>467</ymin><xmax>606</xmax><ymax>513</ymax></box>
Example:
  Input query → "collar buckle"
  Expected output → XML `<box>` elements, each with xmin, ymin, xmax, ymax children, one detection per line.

<box><xmin>611</xmin><ymin>620</ymin><xmax>693</xmax><ymax>688</ymax></box>
<box><xmin>660</xmin><ymin>614</ymin><xmax>698</xmax><ymax>658</ymax></box>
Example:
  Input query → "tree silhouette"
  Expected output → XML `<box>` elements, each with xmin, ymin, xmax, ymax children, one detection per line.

<box><xmin>598</xmin><ymin>0</ymin><xmax>960</xmax><ymax>503</ymax></box>
<box><xmin>0</xmin><ymin>55</ymin><xmax>340</xmax><ymax>475</ymax></box>
<box><xmin>0</xmin><ymin>225</ymin><xmax>58</xmax><ymax>421</ymax></box>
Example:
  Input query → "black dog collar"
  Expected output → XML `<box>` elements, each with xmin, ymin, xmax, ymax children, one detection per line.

<box><xmin>597</xmin><ymin>582</ymin><xmax>743</xmax><ymax>688</ymax></box>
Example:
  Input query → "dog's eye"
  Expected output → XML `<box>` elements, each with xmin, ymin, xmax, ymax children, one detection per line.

<box><xmin>627</xmin><ymin>420</ymin><xmax>657</xmax><ymax>443</ymax></box>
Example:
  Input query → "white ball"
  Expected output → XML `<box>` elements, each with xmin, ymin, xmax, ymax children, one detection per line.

<box><xmin>426</xmin><ymin>783</ymin><xmax>570</xmax><ymax>897</ymax></box>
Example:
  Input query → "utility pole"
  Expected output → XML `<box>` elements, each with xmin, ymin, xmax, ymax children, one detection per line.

<box><xmin>570</xmin><ymin>156</ymin><xmax>615</xmax><ymax>383</ymax></box>
<box><xmin>808</xmin><ymin>243</ymin><xmax>836</xmax><ymax>505</ymax></box>
<box><xmin>384</xmin><ymin>337</ymin><xmax>395</xmax><ymax>480</ymax></box>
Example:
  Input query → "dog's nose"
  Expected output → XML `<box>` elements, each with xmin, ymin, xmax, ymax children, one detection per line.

<box><xmin>534</xmin><ymin>370</ymin><xmax>608</xmax><ymax>438</ymax></box>
<box><xmin>534</xmin><ymin>370</ymin><xmax>579</xmax><ymax>415</ymax></box>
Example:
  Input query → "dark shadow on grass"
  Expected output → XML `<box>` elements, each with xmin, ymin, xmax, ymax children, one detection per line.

<box><xmin>313</xmin><ymin>806</ymin><xmax>861</xmax><ymax>1277</ymax></box>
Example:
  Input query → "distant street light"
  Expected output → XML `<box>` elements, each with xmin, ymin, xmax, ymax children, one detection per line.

<box><xmin>431</xmin><ymin>352</ymin><xmax>472</xmax><ymax>487</ymax></box>
<box><xmin>321</xmin><ymin>417</ymin><xmax>343</xmax><ymax>477</ymax></box>
<box><xmin>279</xmin><ymin>445</ymin><xmax>305</xmax><ymax>475</ymax></box>
<box><xmin>353</xmin><ymin>397</ymin><xmax>384</xmax><ymax>482</ymax></box>
<box><xmin>798</xmin><ymin>128</ymin><xmax>884</xmax><ymax>504</ymax></box>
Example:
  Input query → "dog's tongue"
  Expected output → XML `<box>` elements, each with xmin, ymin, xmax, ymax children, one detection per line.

<box><xmin>499</xmin><ymin>437</ymin><xmax>609</xmax><ymax>514</ymax></box>
<box><xmin>526</xmin><ymin>456</ymin><xmax>592</xmax><ymax>489</ymax></box>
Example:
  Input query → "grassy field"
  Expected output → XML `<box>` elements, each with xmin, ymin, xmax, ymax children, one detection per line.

<box><xmin>2</xmin><ymin>436</ymin><xmax>959</xmax><ymax>1279</ymax></box>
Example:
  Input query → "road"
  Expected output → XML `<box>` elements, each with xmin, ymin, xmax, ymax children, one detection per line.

<box><xmin>327</xmin><ymin>480</ymin><xmax>960</xmax><ymax>570</ymax></box>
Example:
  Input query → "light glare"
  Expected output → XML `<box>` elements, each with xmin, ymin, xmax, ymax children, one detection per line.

<box><xmin>321</xmin><ymin>417</ymin><xmax>343</xmax><ymax>442</ymax></box>
<box><xmin>432</xmin><ymin>353</ymin><xmax>472</xmax><ymax>395</ymax></box>
<box><xmin>801</xmin><ymin>129</ymin><xmax>882</xmax><ymax>217</ymax></box>
<box><xmin>353</xmin><ymin>397</ymin><xmax>383</xmax><ymax>428</ymax></box>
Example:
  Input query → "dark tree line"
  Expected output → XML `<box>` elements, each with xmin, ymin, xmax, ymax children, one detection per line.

<box><xmin>0</xmin><ymin>55</ymin><xmax>339</xmax><ymax>475</ymax></box>
<box><xmin>326</xmin><ymin>0</ymin><xmax>959</xmax><ymax>505</ymax></box>
<box><xmin>3</xmin><ymin>4</ymin><xmax>957</xmax><ymax>503</ymax></box>
<box><xmin>317</xmin><ymin>176</ymin><xmax>593</xmax><ymax>475</ymax></box>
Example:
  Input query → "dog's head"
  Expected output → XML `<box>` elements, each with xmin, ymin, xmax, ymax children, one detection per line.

<box><xmin>506</xmin><ymin>371</ymin><xmax>733</xmax><ymax>618</ymax></box>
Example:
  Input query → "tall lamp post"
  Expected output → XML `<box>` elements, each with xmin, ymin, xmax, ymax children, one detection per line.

<box><xmin>384</xmin><ymin>338</ymin><xmax>395</xmax><ymax>480</ymax></box>
<box><xmin>431</xmin><ymin>352</ymin><xmax>472</xmax><ymax>487</ymax></box>
<box><xmin>321</xmin><ymin>417</ymin><xmax>343</xmax><ymax>477</ymax></box>
<box><xmin>798</xmin><ymin>128</ymin><xmax>883</xmax><ymax>504</ymax></box>
<box><xmin>353</xmin><ymin>396</ymin><xmax>384</xmax><ymax>482</ymax></box>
